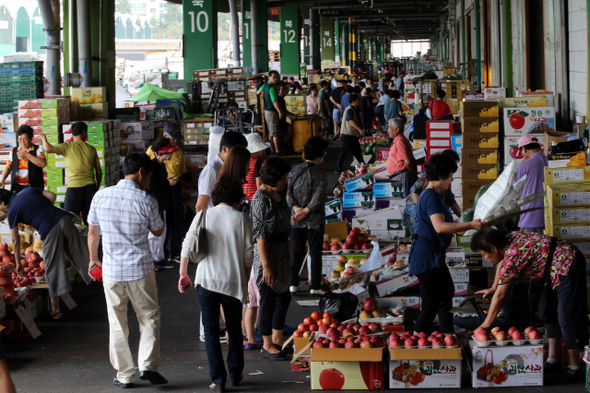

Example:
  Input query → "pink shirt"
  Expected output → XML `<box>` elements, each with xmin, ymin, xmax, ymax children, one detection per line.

<box><xmin>386</xmin><ymin>135</ymin><xmax>412</xmax><ymax>174</ymax></box>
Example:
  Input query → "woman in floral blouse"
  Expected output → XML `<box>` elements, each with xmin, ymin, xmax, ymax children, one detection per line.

<box><xmin>402</xmin><ymin>150</ymin><xmax>461</xmax><ymax>231</ymax></box>
<box><xmin>471</xmin><ymin>228</ymin><xmax>587</xmax><ymax>383</ymax></box>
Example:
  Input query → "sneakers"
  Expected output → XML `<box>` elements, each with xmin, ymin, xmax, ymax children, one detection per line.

<box><xmin>170</xmin><ymin>256</ymin><xmax>181</xmax><ymax>264</ymax></box>
<box><xmin>289</xmin><ymin>286</ymin><xmax>298</xmax><ymax>294</ymax></box>
<box><xmin>309</xmin><ymin>289</ymin><xmax>326</xmax><ymax>296</ymax></box>
<box><xmin>155</xmin><ymin>259</ymin><xmax>175</xmax><ymax>269</ymax></box>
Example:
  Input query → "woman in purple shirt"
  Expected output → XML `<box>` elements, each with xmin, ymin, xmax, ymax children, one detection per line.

<box><xmin>515</xmin><ymin>134</ymin><xmax>548</xmax><ymax>233</ymax></box>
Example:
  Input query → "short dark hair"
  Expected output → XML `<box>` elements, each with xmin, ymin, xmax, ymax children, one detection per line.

<box><xmin>0</xmin><ymin>189</ymin><xmax>12</xmax><ymax>206</ymax></box>
<box><xmin>268</xmin><ymin>70</ymin><xmax>279</xmax><ymax>78</ymax></box>
<box><xmin>344</xmin><ymin>85</ymin><xmax>354</xmax><ymax>94</ymax></box>
<box><xmin>123</xmin><ymin>153</ymin><xmax>153</xmax><ymax>176</ymax></box>
<box><xmin>219</xmin><ymin>131</ymin><xmax>247</xmax><ymax>152</ymax></box>
<box><xmin>227</xmin><ymin>101</ymin><xmax>238</xmax><ymax>108</ymax></box>
<box><xmin>329</xmin><ymin>73</ymin><xmax>334</xmax><ymax>77</ymax></box>
<box><xmin>260</xmin><ymin>156</ymin><xmax>291</xmax><ymax>187</ymax></box>
<box><xmin>212</xmin><ymin>178</ymin><xmax>244</xmax><ymax>207</ymax></box>
<box><xmin>151</xmin><ymin>137</ymin><xmax>171</xmax><ymax>154</ymax></box>
<box><xmin>303</xmin><ymin>137</ymin><xmax>329</xmax><ymax>161</ymax></box>
<box><xmin>523</xmin><ymin>143</ymin><xmax>541</xmax><ymax>151</ymax></box>
<box><xmin>470</xmin><ymin>227</ymin><xmax>509</xmax><ymax>253</ymax></box>
<box><xmin>320</xmin><ymin>80</ymin><xmax>328</xmax><ymax>88</ymax></box>
<box><xmin>71</xmin><ymin>122</ymin><xmax>88</xmax><ymax>136</ymax></box>
<box><xmin>436</xmin><ymin>89</ymin><xmax>447</xmax><ymax>98</ymax></box>
<box><xmin>349</xmin><ymin>94</ymin><xmax>360</xmax><ymax>103</ymax></box>
<box><xmin>389</xmin><ymin>90</ymin><xmax>401</xmax><ymax>99</ymax></box>
<box><xmin>442</xmin><ymin>149</ymin><xmax>460</xmax><ymax>162</ymax></box>
<box><xmin>425</xmin><ymin>152</ymin><xmax>458</xmax><ymax>181</ymax></box>
<box><xmin>338</xmin><ymin>79</ymin><xmax>346</xmax><ymax>85</ymax></box>
<box><xmin>17</xmin><ymin>125</ymin><xmax>33</xmax><ymax>139</ymax></box>
<box><xmin>353</xmin><ymin>86</ymin><xmax>362</xmax><ymax>94</ymax></box>
<box><xmin>358</xmin><ymin>81</ymin><xmax>366</xmax><ymax>88</ymax></box>
<box><xmin>365</xmin><ymin>87</ymin><xmax>373</xmax><ymax>94</ymax></box>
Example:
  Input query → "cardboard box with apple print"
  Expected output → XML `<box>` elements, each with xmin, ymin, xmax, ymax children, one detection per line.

<box><xmin>470</xmin><ymin>342</ymin><xmax>543</xmax><ymax>387</ymax></box>
<box><xmin>310</xmin><ymin>348</ymin><xmax>385</xmax><ymax>390</ymax></box>
<box><xmin>388</xmin><ymin>348</ymin><xmax>462</xmax><ymax>389</ymax></box>
<box><xmin>504</xmin><ymin>107</ymin><xmax>555</xmax><ymax>136</ymax></box>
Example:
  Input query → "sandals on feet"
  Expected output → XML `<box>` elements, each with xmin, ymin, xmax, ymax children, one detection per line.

<box><xmin>51</xmin><ymin>311</ymin><xmax>62</xmax><ymax>320</ymax></box>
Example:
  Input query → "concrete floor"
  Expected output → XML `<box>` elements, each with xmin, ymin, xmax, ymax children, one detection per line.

<box><xmin>4</xmin><ymin>142</ymin><xmax>586</xmax><ymax>392</ymax></box>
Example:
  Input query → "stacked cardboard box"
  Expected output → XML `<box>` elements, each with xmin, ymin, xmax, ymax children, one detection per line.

<box><xmin>459</xmin><ymin>101</ymin><xmax>500</xmax><ymax>210</ymax></box>
<box><xmin>71</xmin><ymin>87</ymin><xmax>108</xmax><ymax>121</ymax></box>
<box><xmin>183</xmin><ymin>117</ymin><xmax>214</xmax><ymax>146</ymax></box>
<box><xmin>425</xmin><ymin>120</ymin><xmax>453</xmax><ymax>158</ymax></box>
<box><xmin>544</xmin><ymin>167</ymin><xmax>590</xmax><ymax>308</ymax></box>
<box><xmin>119</xmin><ymin>121</ymin><xmax>154</xmax><ymax>152</ymax></box>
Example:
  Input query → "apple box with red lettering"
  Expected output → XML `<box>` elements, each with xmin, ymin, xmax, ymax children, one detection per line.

<box><xmin>470</xmin><ymin>341</ymin><xmax>543</xmax><ymax>387</ymax></box>
<box><xmin>388</xmin><ymin>347</ymin><xmax>462</xmax><ymax>389</ymax></box>
<box><xmin>310</xmin><ymin>348</ymin><xmax>385</xmax><ymax>390</ymax></box>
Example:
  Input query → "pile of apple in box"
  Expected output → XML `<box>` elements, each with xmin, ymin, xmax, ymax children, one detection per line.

<box><xmin>472</xmin><ymin>326</ymin><xmax>543</xmax><ymax>347</ymax></box>
<box><xmin>0</xmin><ymin>242</ymin><xmax>45</xmax><ymax>303</ymax></box>
<box><xmin>323</xmin><ymin>227</ymin><xmax>375</xmax><ymax>255</ymax></box>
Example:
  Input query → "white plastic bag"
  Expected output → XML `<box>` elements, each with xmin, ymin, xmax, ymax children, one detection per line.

<box><xmin>358</xmin><ymin>241</ymin><xmax>387</xmax><ymax>272</ymax></box>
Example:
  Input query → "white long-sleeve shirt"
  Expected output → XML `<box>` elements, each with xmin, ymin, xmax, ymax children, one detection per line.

<box><xmin>181</xmin><ymin>204</ymin><xmax>254</xmax><ymax>303</ymax></box>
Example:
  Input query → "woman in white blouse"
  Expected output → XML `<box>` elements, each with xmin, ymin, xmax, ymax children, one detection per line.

<box><xmin>178</xmin><ymin>179</ymin><xmax>254</xmax><ymax>392</ymax></box>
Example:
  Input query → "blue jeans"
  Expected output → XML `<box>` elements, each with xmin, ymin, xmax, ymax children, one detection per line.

<box><xmin>197</xmin><ymin>286</ymin><xmax>244</xmax><ymax>384</ymax></box>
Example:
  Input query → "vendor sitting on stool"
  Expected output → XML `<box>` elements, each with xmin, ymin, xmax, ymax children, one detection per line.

<box><xmin>0</xmin><ymin>188</ymin><xmax>93</xmax><ymax>320</ymax></box>
<box><xmin>471</xmin><ymin>227</ymin><xmax>588</xmax><ymax>384</ymax></box>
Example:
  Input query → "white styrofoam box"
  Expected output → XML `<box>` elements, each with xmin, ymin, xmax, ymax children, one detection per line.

<box><xmin>454</xmin><ymin>282</ymin><xmax>468</xmax><ymax>296</ymax></box>
<box><xmin>376</xmin><ymin>273</ymin><xmax>419</xmax><ymax>297</ymax></box>
<box><xmin>446</xmin><ymin>247</ymin><xmax>466</xmax><ymax>264</ymax></box>
<box><xmin>470</xmin><ymin>342</ymin><xmax>543</xmax><ymax>387</ymax></box>
<box><xmin>120</xmin><ymin>121</ymin><xmax>154</xmax><ymax>140</ymax></box>
<box><xmin>368</xmin><ymin>230</ymin><xmax>406</xmax><ymax>242</ymax></box>
<box><xmin>483</xmin><ymin>86</ymin><xmax>507</xmax><ymax>101</ymax></box>
<box><xmin>351</xmin><ymin>206</ymin><xmax>404</xmax><ymax>231</ymax></box>
<box><xmin>378</xmin><ymin>296</ymin><xmax>421</xmax><ymax>310</ymax></box>
<box><xmin>503</xmin><ymin>107</ymin><xmax>555</xmax><ymax>136</ymax></box>
<box><xmin>449</xmin><ymin>268</ymin><xmax>469</xmax><ymax>283</ymax></box>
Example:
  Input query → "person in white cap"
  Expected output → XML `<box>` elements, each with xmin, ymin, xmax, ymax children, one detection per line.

<box><xmin>515</xmin><ymin>134</ymin><xmax>548</xmax><ymax>233</ymax></box>
<box><xmin>243</xmin><ymin>133</ymin><xmax>269</xmax><ymax>201</ymax></box>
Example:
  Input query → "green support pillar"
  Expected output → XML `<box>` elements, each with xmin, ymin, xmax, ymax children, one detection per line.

<box><xmin>183</xmin><ymin>0</ymin><xmax>218</xmax><ymax>84</ymax></box>
<box><xmin>502</xmin><ymin>0</ymin><xmax>513</xmax><ymax>94</ymax></box>
<box><xmin>302</xmin><ymin>8</ymin><xmax>311</xmax><ymax>66</ymax></box>
<box><xmin>334</xmin><ymin>19</ymin><xmax>340</xmax><ymax>62</ymax></box>
<box><xmin>461</xmin><ymin>0</ymin><xmax>466</xmax><ymax>77</ymax></box>
<box><xmin>320</xmin><ymin>17</ymin><xmax>335</xmax><ymax>62</ymax></box>
<box><xmin>242</xmin><ymin>0</ymin><xmax>269</xmax><ymax>73</ymax></box>
<box><xmin>63</xmin><ymin>0</ymin><xmax>70</xmax><ymax>95</ymax></box>
<box><xmin>279</xmin><ymin>3</ymin><xmax>300</xmax><ymax>75</ymax></box>
<box><xmin>474</xmin><ymin>0</ymin><xmax>481</xmax><ymax>86</ymax></box>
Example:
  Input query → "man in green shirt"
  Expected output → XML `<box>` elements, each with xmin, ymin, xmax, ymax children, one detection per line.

<box><xmin>257</xmin><ymin>70</ymin><xmax>284</xmax><ymax>155</ymax></box>
<box><xmin>40</xmin><ymin>122</ymin><xmax>102</xmax><ymax>224</ymax></box>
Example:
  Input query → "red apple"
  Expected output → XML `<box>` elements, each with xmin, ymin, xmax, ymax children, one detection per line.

<box><xmin>330</xmin><ymin>244</ymin><xmax>341</xmax><ymax>251</ymax></box>
<box><xmin>342</xmin><ymin>328</ymin><xmax>354</xmax><ymax>337</ymax></box>
<box><xmin>322</xmin><ymin>242</ymin><xmax>330</xmax><ymax>251</ymax></box>
<box><xmin>313</xmin><ymin>339</ymin><xmax>325</xmax><ymax>349</ymax></box>
<box><xmin>318</xmin><ymin>325</ymin><xmax>329</xmax><ymax>335</ymax></box>
<box><xmin>346</xmin><ymin>236</ymin><xmax>358</xmax><ymax>246</ymax></box>
<box><xmin>404</xmin><ymin>338</ymin><xmax>416</xmax><ymax>348</ymax></box>
<box><xmin>0</xmin><ymin>243</ymin><xmax>8</xmax><ymax>253</ymax></box>
<box><xmin>389</xmin><ymin>339</ymin><xmax>402</xmax><ymax>348</ymax></box>
<box><xmin>444</xmin><ymin>335</ymin><xmax>458</xmax><ymax>347</ymax></box>
<box><xmin>363</xmin><ymin>298</ymin><xmax>376</xmax><ymax>312</ymax></box>
<box><xmin>431</xmin><ymin>340</ymin><xmax>443</xmax><ymax>347</ymax></box>
<box><xmin>350</xmin><ymin>228</ymin><xmax>360</xmax><ymax>237</ymax></box>
<box><xmin>358</xmin><ymin>326</ymin><xmax>371</xmax><ymax>336</ymax></box>
<box><xmin>329</xmin><ymin>340</ymin><xmax>340</xmax><ymax>348</ymax></box>
<box><xmin>417</xmin><ymin>337</ymin><xmax>429</xmax><ymax>347</ymax></box>
<box><xmin>338</xmin><ymin>255</ymin><xmax>347</xmax><ymax>264</ymax></box>
<box><xmin>326</xmin><ymin>328</ymin><xmax>340</xmax><ymax>338</ymax></box>
<box><xmin>359</xmin><ymin>310</ymin><xmax>371</xmax><ymax>319</ymax></box>
<box><xmin>342</xmin><ymin>243</ymin><xmax>352</xmax><ymax>250</ymax></box>
<box><xmin>362</xmin><ymin>243</ymin><xmax>373</xmax><ymax>250</ymax></box>
<box><xmin>337</xmin><ymin>324</ymin><xmax>346</xmax><ymax>333</ymax></box>
<box><xmin>368</xmin><ymin>323</ymin><xmax>381</xmax><ymax>333</ymax></box>
<box><xmin>528</xmin><ymin>330</ymin><xmax>541</xmax><ymax>340</ymax></box>
<box><xmin>345</xmin><ymin>340</ymin><xmax>356</xmax><ymax>349</ymax></box>
<box><xmin>360</xmin><ymin>340</ymin><xmax>374</xmax><ymax>349</ymax></box>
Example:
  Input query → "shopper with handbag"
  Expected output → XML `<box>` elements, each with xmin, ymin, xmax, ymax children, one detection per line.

<box><xmin>471</xmin><ymin>227</ymin><xmax>588</xmax><ymax>383</ymax></box>
<box><xmin>178</xmin><ymin>179</ymin><xmax>254</xmax><ymax>392</ymax></box>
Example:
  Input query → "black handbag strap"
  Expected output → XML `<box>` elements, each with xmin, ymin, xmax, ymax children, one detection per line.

<box><xmin>542</xmin><ymin>237</ymin><xmax>558</xmax><ymax>287</ymax></box>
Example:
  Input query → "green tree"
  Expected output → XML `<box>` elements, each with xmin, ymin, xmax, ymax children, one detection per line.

<box><xmin>116</xmin><ymin>0</ymin><xmax>131</xmax><ymax>14</ymax></box>
<box><xmin>151</xmin><ymin>3</ymin><xmax>183</xmax><ymax>39</ymax></box>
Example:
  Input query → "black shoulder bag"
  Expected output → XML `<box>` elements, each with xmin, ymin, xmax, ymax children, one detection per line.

<box><xmin>537</xmin><ymin>237</ymin><xmax>558</xmax><ymax>322</ymax></box>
